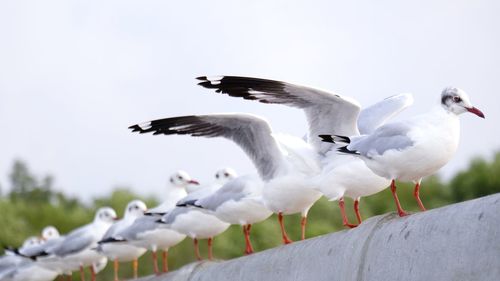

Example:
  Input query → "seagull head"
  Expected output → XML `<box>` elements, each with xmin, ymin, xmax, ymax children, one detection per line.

<box><xmin>41</xmin><ymin>226</ymin><xmax>60</xmax><ymax>241</ymax></box>
<box><xmin>22</xmin><ymin>236</ymin><xmax>42</xmax><ymax>248</ymax></box>
<box><xmin>169</xmin><ymin>170</ymin><xmax>200</xmax><ymax>189</ymax></box>
<box><xmin>124</xmin><ymin>200</ymin><xmax>148</xmax><ymax>218</ymax></box>
<box><xmin>95</xmin><ymin>207</ymin><xmax>118</xmax><ymax>224</ymax></box>
<box><xmin>441</xmin><ymin>87</ymin><xmax>485</xmax><ymax>118</ymax></box>
<box><xmin>214</xmin><ymin>167</ymin><xmax>238</xmax><ymax>184</ymax></box>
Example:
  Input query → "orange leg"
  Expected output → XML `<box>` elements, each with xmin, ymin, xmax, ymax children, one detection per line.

<box><xmin>243</xmin><ymin>224</ymin><xmax>254</xmax><ymax>254</ymax></box>
<box><xmin>132</xmin><ymin>258</ymin><xmax>139</xmax><ymax>279</ymax></box>
<box><xmin>207</xmin><ymin>237</ymin><xmax>214</xmax><ymax>260</ymax></box>
<box><xmin>193</xmin><ymin>238</ymin><xmax>202</xmax><ymax>261</ymax></box>
<box><xmin>152</xmin><ymin>250</ymin><xmax>159</xmax><ymax>274</ymax></box>
<box><xmin>391</xmin><ymin>180</ymin><xmax>409</xmax><ymax>217</ymax></box>
<box><xmin>162</xmin><ymin>250</ymin><xmax>169</xmax><ymax>273</ymax></box>
<box><xmin>79</xmin><ymin>266</ymin><xmax>85</xmax><ymax>281</ymax></box>
<box><xmin>300</xmin><ymin>216</ymin><xmax>307</xmax><ymax>240</ymax></box>
<box><xmin>89</xmin><ymin>265</ymin><xmax>96</xmax><ymax>281</ymax></box>
<box><xmin>354</xmin><ymin>198</ymin><xmax>362</xmax><ymax>224</ymax></box>
<box><xmin>413</xmin><ymin>182</ymin><xmax>426</xmax><ymax>211</ymax></box>
<box><xmin>339</xmin><ymin>197</ymin><xmax>358</xmax><ymax>228</ymax></box>
<box><xmin>113</xmin><ymin>258</ymin><xmax>119</xmax><ymax>281</ymax></box>
<box><xmin>278</xmin><ymin>212</ymin><xmax>293</xmax><ymax>244</ymax></box>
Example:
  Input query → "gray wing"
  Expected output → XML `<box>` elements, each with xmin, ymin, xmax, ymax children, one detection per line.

<box><xmin>358</xmin><ymin>93</ymin><xmax>414</xmax><ymax>134</ymax></box>
<box><xmin>195</xmin><ymin>179</ymin><xmax>248</xmax><ymax>211</ymax></box>
<box><xmin>349</xmin><ymin>122</ymin><xmax>414</xmax><ymax>157</ymax></box>
<box><xmin>19</xmin><ymin>237</ymin><xmax>63</xmax><ymax>257</ymax></box>
<box><xmin>117</xmin><ymin>216</ymin><xmax>160</xmax><ymax>241</ymax></box>
<box><xmin>129</xmin><ymin>113</ymin><xmax>284</xmax><ymax>181</ymax></box>
<box><xmin>176</xmin><ymin>186</ymin><xmax>213</xmax><ymax>206</ymax></box>
<box><xmin>197</xmin><ymin>76</ymin><xmax>361</xmax><ymax>154</ymax></box>
<box><xmin>161</xmin><ymin>207</ymin><xmax>192</xmax><ymax>225</ymax></box>
<box><xmin>49</xmin><ymin>227</ymin><xmax>94</xmax><ymax>257</ymax></box>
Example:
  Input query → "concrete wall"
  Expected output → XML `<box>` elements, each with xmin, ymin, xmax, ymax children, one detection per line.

<box><xmin>136</xmin><ymin>194</ymin><xmax>500</xmax><ymax>281</ymax></box>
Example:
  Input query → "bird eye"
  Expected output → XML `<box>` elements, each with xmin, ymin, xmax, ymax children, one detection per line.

<box><xmin>215</xmin><ymin>174</ymin><xmax>220</xmax><ymax>179</ymax></box>
<box><xmin>178</xmin><ymin>176</ymin><xmax>183</xmax><ymax>180</ymax></box>
<box><xmin>224</xmin><ymin>172</ymin><xmax>229</xmax><ymax>177</ymax></box>
<box><xmin>453</xmin><ymin>96</ymin><xmax>462</xmax><ymax>103</ymax></box>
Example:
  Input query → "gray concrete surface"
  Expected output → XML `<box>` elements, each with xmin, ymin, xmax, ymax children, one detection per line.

<box><xmin>135</xmin><ymin>194</ymin><xmax>500</xmax><ymax>281</ymax></box>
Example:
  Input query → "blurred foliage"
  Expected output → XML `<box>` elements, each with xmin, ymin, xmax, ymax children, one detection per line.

<box><xmin>1</xmin><ymin>153</ymin><xmax>499</xmax><ymax>280</ymax></box>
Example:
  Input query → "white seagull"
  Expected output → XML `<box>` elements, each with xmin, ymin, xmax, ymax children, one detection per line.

<box><xmin>0</xmin><ymin>236</ymin><xmax>59</xmax><ymax>281</ymax></box>
<box><xmin>186</xmin><ymin>173</ymin><xmax>272</xmax><ymax>254</ymax></box>
<box><xmin>40</xmin><ymin>207</ymin><xmax>117</xmax><ymax>281</ymax></box>
<box><xmin>96</xmin><ymin>200</ymin><xmax>148</xmax><ymax>281</ymax></box>
<box><xmin>109</xmin><ymin>171</ymin><xmax>197</xmax><ymax>274</ymax></box>
<box><xmin>320</xmin><ymin>87</ymin><xmax>485</xmax><ymax>216</ymax></box>
<box><xmin>129</xmin><ymin>113</ymin><xmax>322</xmax><ymax>244</ymax></box>
<box><xmin>196</xmin><ymin>75</ymin><xmax>413</xmax><ymax>227</ymax></box>
<box><xmin>157</xmin><ymin>169</ymin><xmax>236</xmax><ymax>260</ymax></box>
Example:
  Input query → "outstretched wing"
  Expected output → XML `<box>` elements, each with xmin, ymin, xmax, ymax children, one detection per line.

<box><xmin>358</xmin><ymin>93</ymin><xmax>414</xmax><ymax>134</ymax></box>
<box><xmin>197</xmin><ymin>76</ymin><xmax>361</xmax><ymax>154</ymax></box>
<box><xmin>129</xmin><ymin>113</ymin><xmax>284</xmax><ymax>181</ymax></box>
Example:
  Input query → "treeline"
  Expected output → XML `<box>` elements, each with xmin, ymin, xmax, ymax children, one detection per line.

<box><xmin>1</xmin><ymin>153</ymin><xmax>499</xmax><ymax>280</ymax></box>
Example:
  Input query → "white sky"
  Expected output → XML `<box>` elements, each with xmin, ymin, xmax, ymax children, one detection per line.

<box><xmin>0</xmin><ymin>0</ymin><xmax>498</xmax><ymax>200</ymax></box>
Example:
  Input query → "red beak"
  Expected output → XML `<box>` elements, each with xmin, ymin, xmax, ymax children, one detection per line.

<box><xmin>188</xmin><ymin>179</ymin><xmax>200</xmax><ymax>185</ymax></box>
<box><xmin>467</xmin><ymin>107</ymin><xmax>485</xmax><ymax>118</ymax></box>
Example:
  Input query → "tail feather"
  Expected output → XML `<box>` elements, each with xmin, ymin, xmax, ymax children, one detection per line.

<box><xmin>318</xmin><ymin>135</ymin><xmax>351</xmax><ymax>144</ymax></box>
<box><xmin>177</xmin><ymin>199</ymin><xmax>202</xmax><ymax>208</ymax></box>
<box><xmin>337</xmin><ymin>146</ymin><xmax>360</xmax><ymax>155</ymax></box>
<box><xmin>98</xmin><ymin>237</ymin><xmax>126</xmax><ymax>244</ymax></box>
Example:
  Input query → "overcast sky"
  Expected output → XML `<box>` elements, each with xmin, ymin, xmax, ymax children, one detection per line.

<box><xmin>0</xmin><ymin>0</ymin><xmax>498</xmax><ymax>201</ymax></box>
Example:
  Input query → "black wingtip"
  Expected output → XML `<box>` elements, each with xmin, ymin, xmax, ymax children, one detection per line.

<box><xmin>337</xmin><ymin>146</ymin><xmax>360</xmax><ymax>155</ymax></box>
<box><xmin>196</xmin><ymin>76</ymin><xmax>207</xmax><ymax>81</ymax></box>
<box><xmin>177</xmin><ymin>199</ymin><xmax>201</xmax><ymax>208</ymax></box>
<box><xmin>129</xmin><ymin>124</ymin><xmax>142</xmax><ymax>132</ymax></box>
<box><xmin>98</xmin><ymin>237</ymin><xmax>126</xmax><ymax>244</ymax></box>
<box><xmin>144</xmin><ymin>212</ymin><xmax>166</xmax><ymax>216</ymax></box>
<box><xmin>155</xmin><ymin>219</ymin><xmax>166</xmax><ymax>224</ymax></box>
<box><xmin>319</xmin><ymin>135</ymin><xmax>336</xmax><ymax>143</ymax></box>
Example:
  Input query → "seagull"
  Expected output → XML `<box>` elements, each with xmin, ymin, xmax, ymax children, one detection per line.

<box><xmin>188</xmin><ymin>173</ymin><xmax>272</xmax><ymax>254</ymax></box>
<box><xmin>196</xmin><ymin>75</ymin><xmax>412</xmax><ymax>227</ymax></box>
<box><xmin>5</xmin><ymin>226</ymin><xmax>60</xmax><ymax>258</ymax></box>
<box><xmin>320</xmin><ymin>87</ymin><xmax>485</xmax><ymax>216</ymax></box>
<box><xmin>39</xmin><ymin>207</ymin><xmax>117</xmax><ymax>281</ymax></box>
<box><xmin>96</xmin><ymin>200</ymin><xmax>148</xmax><ymax>281</ymax></box>
<box><xmin>1</xmin><ymin>228</ymin><xmax>63</xmax><ymax>281</ymax></box>
<box><xmin>129</xmin><ymin>113</ymin><xmax>322</xmax><ymax>244</ymax></box>
<box><xmin>157</xmin><ymin>169</ymin><xmax>237</xmax><ymax>260</ymax></box>
<box><xmin>176</xmin><ymin>168</ymin><xmax>237</xmax><ymax>208</ymax></box>
<box><xmin>108</xmin><ymin>171</ymin><xmax>197</xmax><ymax>274</ymax></box>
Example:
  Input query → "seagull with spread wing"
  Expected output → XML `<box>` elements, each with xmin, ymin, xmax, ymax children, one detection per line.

<box><xmin>196</xmin><ymin>76</ymin><xmax>412</xmax><ymax>227</ymax></box>
<box><xmin>129</xmin><ymin>113</ymin><xmax>322</xmax><ymax>244</ymax></box>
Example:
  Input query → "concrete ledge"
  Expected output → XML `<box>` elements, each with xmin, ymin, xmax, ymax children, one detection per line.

<box><xmin>137</xmin><ymin>194</ymin><xmax>500</xmax><ymax>281</ymax></box>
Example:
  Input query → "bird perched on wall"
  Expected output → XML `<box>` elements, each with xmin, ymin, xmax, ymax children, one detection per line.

<box><xmin>320</xmin><ymin>87</ymin><xmax>484</xmax><ymax>216</ymax></box>
<box><xmin>196</xmin><ymin>75</ymin><xmax>412</xmax><ymax>228</ymax></box>
<box><xmin>96</xmin><ymin>200</ymin><xmax>148</xmax><ymax>281</ymax></box>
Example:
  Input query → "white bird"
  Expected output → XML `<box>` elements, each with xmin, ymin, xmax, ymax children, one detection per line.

<box><xmin>321</xmin><ymin>87</ymin><xmax>485</xmax><ymax>216</ymax></box>
<box><xmin>129</xmin><ymin>113</ymin><xmax>322</xmax><ymax>244</ymax></box>
<box><xmin>187</xmin><ymin>172</ymin><xmax>272</xmax><ymax>254</ymax></box>
<box><xmin>1</xmin><ymin>228</ymin><xmax>61</xmax><ymax>281</ymax></box>
<box><xmin>157</xmin><ymin>169</ymin><xmax>236</xmax><ymax>260</ymax></box>
<box><xmin>96</xmin><ymin>200</ymin><xmax>148</xmax><ymax>281</ymax></box>
<box><xmin>110</xmin><ymin>171</ymin><xmax>197</xmax><ymax>274</ymax></box>
<box><xmin>196</xmin><ymin>75</ymin><xmax>413</xmax><ymax>227</ymax></box>
<box><xmin>41</xmin><ymin>207</ymin><xmax>117</xmax><ymax>281</ymax></box>
<box><xmin>0</xmin><ymin>237</ymin><xmax>51</xmax><ymax>281</ymax></box>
